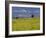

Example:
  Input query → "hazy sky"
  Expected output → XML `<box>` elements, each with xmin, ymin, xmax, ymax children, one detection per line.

<box><xmin>12</xmin><ymin>7</ymin><xmax>40</xmax><ymax>17</ymax></box>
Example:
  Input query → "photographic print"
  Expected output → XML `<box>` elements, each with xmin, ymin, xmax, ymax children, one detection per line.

<box><xmin>12</xmin><ymin>7</ymin><xmax>40</xmax><ymax>31</ymax></box>
<box><xmin>5</xmin><ymin>1</ymin><xmax>45</xmax><ymax>37</ymax></box>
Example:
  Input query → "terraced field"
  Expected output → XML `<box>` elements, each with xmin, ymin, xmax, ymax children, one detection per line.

<box><xmin>12</xmin><ymin>17</ymin><xmax>40</xmax><ymax>31</ymax></box>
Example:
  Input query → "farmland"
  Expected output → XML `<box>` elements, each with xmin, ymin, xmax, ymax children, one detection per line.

<box><xmin>12</xmin><ymin>17</ymin><xmax>40</xmax><ymax>31</ymax></box>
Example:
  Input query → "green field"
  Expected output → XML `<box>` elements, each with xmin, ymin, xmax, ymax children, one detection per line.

<box><xmin>12</xmin><ymin>17</ymin><xmax>40</xmax><ymax>31</ymax></box>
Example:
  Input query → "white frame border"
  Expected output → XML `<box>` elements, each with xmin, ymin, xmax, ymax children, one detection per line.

<box><xmin>9</xmin><ymin>4</ymin><xmax>43</xmax><ymax>35</ymax></box>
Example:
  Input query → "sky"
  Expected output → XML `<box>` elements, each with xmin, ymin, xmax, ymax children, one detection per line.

<box><xmin>12</xmin><ymin>7</ymin><xmax>40</xmax><ymax>17</ymax></box>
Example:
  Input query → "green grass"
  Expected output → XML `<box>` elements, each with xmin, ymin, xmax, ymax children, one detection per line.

<box><xmin>12</xmin><ymin>17</ymin><xmax>40</xmax><ymax>31</ymax></box>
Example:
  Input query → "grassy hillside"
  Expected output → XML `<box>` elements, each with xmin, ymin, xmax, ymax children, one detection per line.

<box><xmin>12</xmin><ymin>17</ymin><xmax>40</xmax><ymax>31</ymax></box>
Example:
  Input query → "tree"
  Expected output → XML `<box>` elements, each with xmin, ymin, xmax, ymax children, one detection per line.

<box><xmin>16</xmin><ymin>17</ymin><xmax>19</xmax><ymax>19</ymax></box>
<box><xmin>32</xmin><ymin>14</ymin><xmax>34</xmax><ymax>18</ymax></box>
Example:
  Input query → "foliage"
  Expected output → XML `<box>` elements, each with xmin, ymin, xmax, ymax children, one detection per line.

<box><xmin>12</xmin><ymin>17</ymin><xmax>40</xmax><ymax>31</ymax></box>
